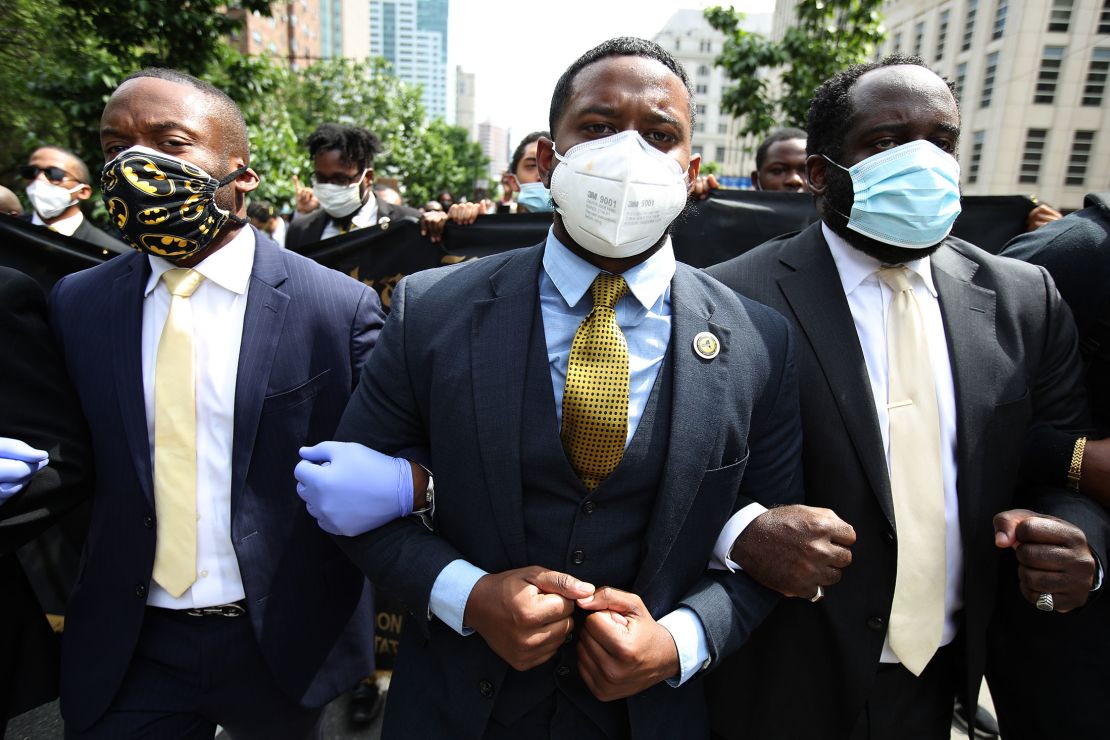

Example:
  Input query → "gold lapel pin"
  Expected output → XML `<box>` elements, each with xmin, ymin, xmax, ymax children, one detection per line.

<box><xmin>377</xmin><ymin>216</ymin><xmax>391</xmax><ymax>230</ymax></box>
<box><xmin>693</xmin><ymin>331</ymin><xmax>720</xmax><ymax>360</ymax></box>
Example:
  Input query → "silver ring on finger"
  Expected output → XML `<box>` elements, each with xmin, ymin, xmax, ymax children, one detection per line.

<box><xmin>809</xmin><ymin>585</ymin><xmax>824</xmax><ymax>603</ymax></box>
<box><xmin>1035</xmin><ymin>592</ymin><xmax>1054</xmax><ymax>612</ymax></box>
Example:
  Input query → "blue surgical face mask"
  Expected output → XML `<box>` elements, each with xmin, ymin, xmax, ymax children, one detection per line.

<box><xmin>824</xmin><ymin>140</ymin><xmax>961</xmax><ymax>250</ymax></box>
<box><xmin>516</xmin><ymin>181</ymin><xmax>553</xmax><ymax>213</ymax></box>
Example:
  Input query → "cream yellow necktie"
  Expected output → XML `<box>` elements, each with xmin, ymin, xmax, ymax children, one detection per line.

<box><xmin>878</xmin><ymin>266</ymin><xmax>946</xmax><ymax>676</ymax></box>
<box><xmin>152</xmin><ymin>268</ymin><xmax>205</xmax><ymax>598</ymax></box>
<box><xmin>561</xmin><ymin>273</ymin><xmax>630</xmax><ymax>490</ymax></box>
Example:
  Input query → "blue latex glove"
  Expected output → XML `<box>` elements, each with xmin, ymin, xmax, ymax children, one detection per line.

<box><xmin>0</xmin><ymin>437</ymin><xmax>49</xmax><ymax>503</ymax></box>
<box><xmin>295</xmin><ymin>441</ymin><xmax>414</xmax><ymax>537</ymax></box>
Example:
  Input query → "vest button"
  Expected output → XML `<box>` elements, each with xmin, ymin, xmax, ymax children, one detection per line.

<box><xmin>572</xmin><ymin>550</ymin><xmax>585</xmax><ymax>564</ymax></box>
<box><xmin>135</xmin><ymin>583</ymin><xmax>147</xmax><ymax>598</ymax></box>
<box><xmin>143</xmin><ymin>516</ymin><xmax>154</xmax><ymax>529</ymax></box>
<box><xmin>866</xmin><ymin>616</ymin><xmax>885</xmax><ymax>632</ymax></box>
<box><xmin>556</xmin><ymin>665</ymin><xmax>571</xmax><ymax>678</ymax></box>
<box><xmin>478</xmin><ymin>679</ymin><xmax>494</xmax><ymax>698</ymax></box>
<box><xmin>583</xmin><ymin>501</ymin><xmax>596</xmax><ymax>514</ymax></box>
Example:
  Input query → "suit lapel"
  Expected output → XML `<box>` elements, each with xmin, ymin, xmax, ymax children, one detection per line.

<box><xmin>777</xmin><ymin>227</ymin><xmax>895</xmax><ymax>526</ymax></box>
<box><xmin>113</xmin><ymin>254</ymin><xmax>155</xmax><ymax>506</ymax></box>
<box><xmin>931</xmin><ymin>242</ymin><xmax>996</xmax><ymax>541</ymax></box>
<box><xmin>230</xmin><ymin>232</ymin><xmax>290</xmax><ymax>514</ymax></box>
<box><xmin>634</xmin><ymin>266</ymin><xmax>731</xmax><ymax>593</ymax></box>
<box><xmin>471</xmin><ymin>246</ymin><xmax>545</xmax><ymax>567</ymax></box>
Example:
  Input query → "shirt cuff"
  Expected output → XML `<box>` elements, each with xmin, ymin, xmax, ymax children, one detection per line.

<box><xmin>709</xmin><ymin>502</ymin><xmax>769</xmax><ymax>572</ymax></box>
<box><xmin>658</xmin><ymin>606</ymin><xmax>711</xmax><ymax>687</ymax></box>
<box><xmin>1092</xmin><ymin>551</ymin><xmax>1104</xmax><ymax>592</ymax></box>
<box><xmin>428</xmin><ymin>558</ymin><xmax>487</xmax><ymax>635</ymax></box>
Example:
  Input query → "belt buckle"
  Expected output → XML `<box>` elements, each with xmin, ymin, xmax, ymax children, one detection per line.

<box><xmin>185</xmin><ymin>602</ymin><xmax>246</xmax><ymax>618</ymax></box>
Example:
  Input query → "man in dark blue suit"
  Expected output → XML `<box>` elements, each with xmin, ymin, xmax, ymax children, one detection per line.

<box><xmin>49</xmin><ymin>69</ymin><xmax>384</xmax><ymax>738</ymax></box>
<box><xmin>296</xmin><ymin>38</ymin><xmax>803</xmax><ymax>739</ymax></box>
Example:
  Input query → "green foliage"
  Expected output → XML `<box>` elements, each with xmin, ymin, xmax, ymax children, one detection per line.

<box><xmin>0</xmin><ymin>1</ymin><xmax>486</xmax><ymax>219</ymax></box>
<box><xmin>706</xmin><ymin>1</ymin><xmax>885</xmax><ymax>143</ymax></box>
<box><xmin>700</xmin><ymin>160</ymin><xmax>722</xmax><ymax>176</ymax></box>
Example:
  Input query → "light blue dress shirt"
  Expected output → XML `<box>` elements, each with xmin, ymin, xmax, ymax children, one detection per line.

<box><xmin>428</xmin><ymin>230</ymin><xmax>710</xmax><ymax>687</ymax></box>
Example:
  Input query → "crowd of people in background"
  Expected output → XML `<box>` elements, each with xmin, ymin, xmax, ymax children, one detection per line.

<box><xmin>2</xmin><ymin>34</ymin><xmax>1109</xmax><ymax>740</ymax></box>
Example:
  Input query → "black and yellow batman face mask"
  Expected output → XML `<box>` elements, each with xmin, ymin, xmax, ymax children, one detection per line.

<box><xmin>101</xmin><ymin>146</ymin><xmax>247</xmax><ymax>261</ymax></box>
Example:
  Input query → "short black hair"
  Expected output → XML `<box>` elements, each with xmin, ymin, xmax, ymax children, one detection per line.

<box><xmin>307</xmin><ymin>123</ymin><xmax>381</xmax><ymax>172</ymax></box>
<box><xmin>119</xmin><ymin>68</ymin><xmax>250</xmax><ymax>160</ymax></box>
<box><xmin>548</xmin><ymin>37</ymin><xmax>694</xmax><ymax>139</ymax></box>
<box><xmin>509</xmin><ymin>131</ymin><xmax>549</xmax><ymax>177</ymax></box>
<box><xmin>806</xmin><ymin>54</ymin><xmax>959</xmax><ymax>161</ymax></box>
<box><xmin>34</xmin><ymin>145</ymin><xmax>92</xmax><ymax>185</ymax></box>
<box><xmin>247</xmin><ymin>201</ymin><xmax>274</xmax><ymax>221</ymax></box>
<box><xmin>755</xmin><ymin>128</ymin><xmax>807</xmax><ymax>171</ymax></box>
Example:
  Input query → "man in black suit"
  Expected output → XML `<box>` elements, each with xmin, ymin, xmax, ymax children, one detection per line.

<box><xmin>704</xmin><ymin>55</ymin><xmax>1108</xmax><ymax>740</ymax></box>
<box><xmin>296</xmin><ymin>37</ymin><xmax>804</xmax><ymax>739</ymax></box>
<box><xmin>50</xmin><ymin>68</ymin><xmax>385</xmax><ymax>738</ymax></box>
<box><xmin>284</xmin><ymin>123</ymin><xmax>422</xmax><ymax>252</ymax></box>
<box><xmin>0</xmin><ymin>266</ymin><xmax>91</xmax><ymax>734</ymax></box>
<box><xmin>20</xmin><ymin>146</ymin><xmax>126</xmax><ymax>253</ymax></box>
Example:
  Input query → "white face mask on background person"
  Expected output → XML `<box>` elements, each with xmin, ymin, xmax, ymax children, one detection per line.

<box><xmin>313</xmin><ymin>170</ymin><xmax>367</xmax><ymax>218</ymax></box>
<box><xmin>549</xmin><ymin>130</ymin><xmax>690</xmax><ymax>259</ymax></box>
<box><xmin>26</xmin><ymin>178</ymin><xmax>83</xmax><ymax>220</ymax></box>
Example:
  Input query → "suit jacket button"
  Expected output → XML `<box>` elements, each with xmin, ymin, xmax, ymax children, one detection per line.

<box><xmin>135</xmin><ymin>584</ymin><xmax>147</xmax><ymax>598</ymax></box>
<box><xmin>866</xmin><ymin>616</ymin><xmax>885</xmax><ymax>631</ymax></box>
<box><xmin>572</xmin><ymin>550</ymin><xmax>585</xmax><ymax>564</ymax></box>
<box><xmin>143</xmin><ymin>516</ymin><xmax>154</xmax><ymax>529</ymax></box>
<box><xmin>478</xmin><ymin>679</ymin><xmax>494</xmax><ymax>698</ymax></box>
<box><xmin>582</xmin><ymin>501</ymin><xmax>596</xmax><ymax>514</ymax></box>
<box><xmin>556</xmin><ymin>665</ymin><xmax>571</xmax><ymax>678</ymax></box>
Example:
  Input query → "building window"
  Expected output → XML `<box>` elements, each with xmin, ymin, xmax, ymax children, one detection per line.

<box><xmin>968</xmin><ymin>130</ymin><xmax>985</xmax><ymax>184</ymax></box>
<box><xmin>981</xmin><ymin>51</ymin><xmax>999</xmax><ymax>108</ymax></box>
<box><xmin>992</xmin><ymin>0</ymin><xmax>1007</xmax><ymax>39</ymax></box>
<box><xmin>696</xmin><ymin>104</ymin><xmax>707</xmax><ymax>116</ymax></box>
<box><xmin>954</xmin><ymin>61</ymin><xmax>968</xmax><ymax>104</ymax></box>
<box><xmin>962</xmin><ymin>0</ymin><xmax>978</xmax><ymax>51</ymax></box>
<box><xmin>1083</xmin><ymin>48</ymin><xmax>1110</xmax><ymax>106</ymax></box>
<box><xmin>695</xmin><ymin>122</ymin><xmax>705</xmax><ymax>133</ymax></box>
<box><xmin>696</xmin><ymin>83</ymin><xmax>708</xmax><ymax>94</ymax></box>
<box><xmin>1066</xmin><ymin>131</ymin><xmax>1095</xmax><ymax>186</ymax></box>
<box><xmin>1049</xmin><ymin>0</ymin><xmax>1074</xmax><ymax>32</ymax></box>
<box><xmin>698</xmin><ymin>64</ymin><xmax>710</xmax><ymax>77</ymax></box>
<box><xmin>1101</xmin><ymin>0</ymin><xmax>1110</xmax><ymax>33</ymax></box>
<box><xmin>936</xmin><ymin>9</ymin><xmax>950</xmax><ymax>62</ymax></box>
<box><xmin>1019</xmin><ymin>129</ymin><xmax>1048</xmax><ymax>184</ymax></box>
<box><xmin>893</xmin><ymin>31</ymin><xmax>903</xmax><ymax>54</ymax></box>
<box><xmin>675</xmin><ymin>38</ymin><xmax>681</xmax><ymax>52</ymax></box>
<box><xmin>716</xmin><ymin>146</ymin><xmax>726</xmax><ymax>162</ymax></box>
<box><xmin>692</xmin><ymin>146</ymin><xmax>703</xmax><ymax>158</ymax></box>
<box><xmin>1035</xmin><ymin>46</ymin><xmax>1065</xmax><ymax>104</ymax></box>
<box><xmin>913</xmin><ymin>21</ymin><xmax>926</xmax><ymax>57</ymax></box>
<box><xmin>700</xmin><ymin>40</ymin><xmax>712</xmax><ymax>53</ymax></box>
<box><xmin>718</xmin><ymin>122</ymin><xmax>728</xmax><ymax>134</ymax></box>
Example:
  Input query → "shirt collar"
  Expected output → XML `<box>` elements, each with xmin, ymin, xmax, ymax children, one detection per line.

<box><xmin>349</xmin><ymin>195</ymin><xmax>380</xmax><ymax>230</ymax></box>
<box><xmin>542</xmin><ymin>228</ymin><xmax>676</xmax><ymax>310</ymax></box>
<box><xmin>821</xmin><ymin>221</ymin><xmax>937</xmax><ymax>298</ymax></box>
<box><xmin>145</xmin><ymin>225</ymin><xmax>256</xmax><ymax>297</ymax></box>
<box><xmin>32</xmin><ymin>209</ymin><xmax>84</xmax><ymax>237</ymax></box>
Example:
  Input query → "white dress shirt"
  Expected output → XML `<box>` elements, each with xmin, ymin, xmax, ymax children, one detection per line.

<box><xmin>822</xmin><ymin>223</ymin><xmax>964</xmax><ymax>662</ymax></box>
<box><xmin>319</xmin><ymin>196</ymin><xmax>379</xmax><ymax>241</ymax></box>
<box><xmin>142</xmin><ymin>227</ymin><xmax>255</xmax><ymax>609</ymax></box>
<box><xmin>31</xmin><ymin>209</ymin><xmax>84</xmax><ymax>236</ymax></box>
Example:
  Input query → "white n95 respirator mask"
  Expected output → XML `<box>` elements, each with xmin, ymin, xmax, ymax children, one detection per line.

<box><xmin>549</xmin><ymin>131</ymin><xmax>690</xmax><ymax>259</ymax></box>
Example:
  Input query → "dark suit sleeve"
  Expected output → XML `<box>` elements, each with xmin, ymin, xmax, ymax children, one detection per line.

<box><xmin>349</xmin><ymin>282</ymin><xmax>386</xmax><ymax>380</ymax></box>
<box><xmin>330</xmin><ymin>275</ymin><xmax>464</xmax><ymax>624</ymax></box>
<box><xmin>679</xmin><ymin>318</ymin><xmax>804</xmax><ymax>664</ymax></box>
<box><xmin>0</xmin><ymin>269</ymin><xmax>91</xmax><ymax>556</ymax></box>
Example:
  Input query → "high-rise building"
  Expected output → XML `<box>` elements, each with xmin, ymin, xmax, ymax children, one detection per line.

<box><xmin>370</xmin><ymin>0</ymin><xmax>450</xmax><ymax>120</ymax></box>
<box><xmin>654</xmin><ymin>9</ymin><xmax>773</xmax><ymax>185</ymax></box>
<box><xmin>878</xmin><ymin>0</ymin><xmax>1109</xmax><ymax>209</ymax></box>
<box><xmin>456</xmin><ymin>66</ymin><xmax>477</xmax><ymax>139</ymax></box>
<box><xmin>478</xmin><ymin>121</ymin><xmax>509</xmax><ymax>184</ymax></box>
<box><xmin>228</xmin><ymin>2</ymin><xmax>322</xmax><ymax>68</ymax></box>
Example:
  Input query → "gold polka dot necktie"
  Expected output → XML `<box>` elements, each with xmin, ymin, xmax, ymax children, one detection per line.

<box><xmin>152</xmin><ymin>268</ymin><xmax>205</xmax><ymax>598</ymax></box>
<box><xmin>561</xmin><ymin>273</ymin><xmax>630</xmax><ymax>490</ymax></box>
<box><xmin>877</xmin><ymin>266</ymin><xmax>946</xmax><ymax>677</ymax></box>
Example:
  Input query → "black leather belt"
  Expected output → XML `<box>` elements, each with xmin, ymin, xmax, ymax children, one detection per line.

<box><xmin>183</xmin><ymin>601</ymin><xmax>247</xmax><ymax>618</ymax></box>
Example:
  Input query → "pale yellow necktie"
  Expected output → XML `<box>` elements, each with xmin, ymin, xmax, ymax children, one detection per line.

<box><xmin>152</xmin><ymin>268</ymin><xmax>205</xmax><ymax>597</ymax></box>
<box><xmin>878</xmin><ymin>266</ymin><xmax>946</xmax><ymax>676</ymax></box>
<box><xmin>561</xmin><ymin>273</ymin><xmax>630</xmax><ymax>491</ymax></box>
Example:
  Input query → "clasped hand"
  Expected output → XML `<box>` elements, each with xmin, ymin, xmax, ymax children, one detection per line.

<box><xmin>994</xmin><ymin>508</ymin><xmax>1097</xmax><ymax>612</ymax></box>
<box><xmin>295</xmin><ymin>441</ymin><xmax>413</xmax><ymax>537</ymax></box>
<box><xmin>0</xmin><ymin>437</ymin><xmax>49</xmax><ymax>503</ymax></box>
<box><xmin>465</xmin><ymin>567</ymin><xmax>679</xmax><ymax>701</ymax></box>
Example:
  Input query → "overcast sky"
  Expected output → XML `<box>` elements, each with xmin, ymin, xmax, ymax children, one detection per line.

<box><xmin>445</xmin><ymin>0</ymin><xmax>776</xmax><ymax>146</ymax></box>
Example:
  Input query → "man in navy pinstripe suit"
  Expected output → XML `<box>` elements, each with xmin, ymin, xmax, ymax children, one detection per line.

<box><xmin>49</xmin><ymin>68</ymin><xmax>385</xmax><ymax>739</ymax></box>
